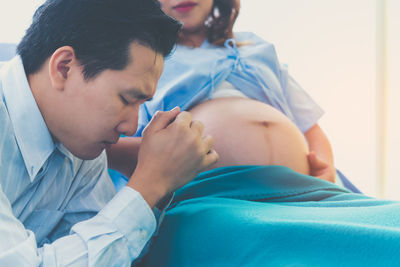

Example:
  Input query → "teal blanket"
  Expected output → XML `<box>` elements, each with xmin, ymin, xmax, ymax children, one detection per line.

<box><xmin>138</xmin><ymin>166</ymin><xmax>400</xmax><ymax>266</ymax></box>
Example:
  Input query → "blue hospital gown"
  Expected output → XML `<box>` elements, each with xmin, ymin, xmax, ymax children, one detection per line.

<box><xmin>136</xmin><ymin>32</ymin><xmax>324</xmax><ymax>136</ymax></box>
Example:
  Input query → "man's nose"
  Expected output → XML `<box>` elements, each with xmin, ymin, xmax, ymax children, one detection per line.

<box><xmin>117</xmin><ymin>111</ymin><xmax>139</xmax><ymax>137</ymax></box>
<box><xmin>117</xmin><ymin>121</ymin><xmax>137</xmax><ymax>136</ymax></box>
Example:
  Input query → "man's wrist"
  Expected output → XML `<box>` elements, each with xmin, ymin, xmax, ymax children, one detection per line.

<box><xmin>127</xmin><ymin>177</ymin><xmax>168</xmax><ymax>209</ymax></box>
<box><xmin>156</xmin><ymin>192</ymin><xmax>174</xmax><ymax>210</ymax></box>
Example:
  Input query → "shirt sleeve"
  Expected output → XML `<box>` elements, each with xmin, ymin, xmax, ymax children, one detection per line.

<box><xmin>0</xmin><ymin>185</ymin><xmax>41</xmax><ymax>266</ymax></box>
<box><xmin>280</xmin><ymin>65</ymin><xmax>325</xmax><ymax>133</ymax></box>
<box><xmin>0</xmin><ymin>161</ymin><xmax>157</xmax><ymax>267</ymax></box>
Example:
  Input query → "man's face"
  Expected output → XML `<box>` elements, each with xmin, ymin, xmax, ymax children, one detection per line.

<box><xmin>52</xmin><ymin>43</ymin><xmax>163</xmax><ymax>160</ymax></box>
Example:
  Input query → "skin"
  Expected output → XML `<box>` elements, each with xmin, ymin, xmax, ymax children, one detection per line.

<box><xmin>305</xmin><ymin>125</ymin><xmax>335</xmax><ymax>181</ymax></box>
<box><xmin>158</xmin><ymin>0</ymin><xmax>213</xmax><ymax>47</ymax></box>
<box><xmin>189</xmin><ymin>97</ymin><xmax>310</xmax><ymax>175</ymax></box>
<box><xmin>30</xmin><ymin>43</ymin><xmax>161</xmax><ymax>160</ymax></box>
<box><xmin>28</xmin><ymin>42</ymin><xmax>218</xmax><ymax>208</ymax></box>
<box><xmin>108</xmin><ymin>97</ymin><xmax>311</xmax><ymax>178</ymax></box>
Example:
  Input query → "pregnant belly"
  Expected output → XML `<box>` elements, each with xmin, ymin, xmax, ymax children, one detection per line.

<box><xmin>189</xmin><ymin>97</ymin><xmax>310</xmax><ymax>175</ymax></box>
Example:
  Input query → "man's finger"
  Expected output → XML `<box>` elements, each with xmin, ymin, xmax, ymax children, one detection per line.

<box><xmin>202</xmin><ymin>149</ymin><xmax>219</xmax><ymax>169</ymax></box>
<box><xmin>170</xmin><ymin>111</ymin><xmax>193</xmax><ymax>128</ymax></box>
<box><xmin>202</xmin><ymin>134</ymin><xmax>214</xmax><ymax>154</ymax></box>
<box><xmin>190</xmin><ymin>120</ymin><xmax>205</xmax><ymax>136</ymax></box>
<box><xmin>143</xmin><ymin>107</ymin><xmax>180</xmax><ymax>135</ymax></box>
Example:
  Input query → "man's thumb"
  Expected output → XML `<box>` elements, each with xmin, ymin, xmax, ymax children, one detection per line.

<box><xmin>142</xmin><ymin>107</ymin><xmax>180</xmax><ymax>135</ymax></box>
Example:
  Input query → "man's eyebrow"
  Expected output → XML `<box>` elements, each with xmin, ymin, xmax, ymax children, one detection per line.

<box><xmin>124</xmin><ymin>89</ymin><xmax>152</xmax><ymax>100</ymax></box>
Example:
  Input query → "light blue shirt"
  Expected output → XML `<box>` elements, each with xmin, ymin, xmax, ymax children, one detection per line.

<box><xmin>136</xmin><ymin>32</ymin><xmax>324</xmax><ymax>136</ymax></box>
<box><xmin>0</xmin><ymin>57</ymin><xmax>156</xmax><ymax>266</ymax></box>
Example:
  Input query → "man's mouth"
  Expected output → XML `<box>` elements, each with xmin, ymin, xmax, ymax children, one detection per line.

<box><xmin>103</xmin><ymin>138</ymin><xmax>119</xmax><ymax>145</ymax></box>
<box><xmin>173</xmin><ymin>2</ymin><xmax>197</xmax><ymax>13</ymax></box>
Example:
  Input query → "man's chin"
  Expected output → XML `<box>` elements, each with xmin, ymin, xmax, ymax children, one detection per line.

<box><xmin>70</xmin><ymin>146</ymin><xmax>104</xmax><ymax>160</ymax></box>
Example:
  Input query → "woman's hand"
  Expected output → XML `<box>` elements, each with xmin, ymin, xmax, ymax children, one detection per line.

<box><xmin>307</xmin><ymin>151</ymin><xmax>336</xmax><ymax>182</ymax></box>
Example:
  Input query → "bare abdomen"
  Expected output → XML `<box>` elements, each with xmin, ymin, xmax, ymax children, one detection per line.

<box><xmin>189</xmin><ymin>97</ymin><xmax>310</xmax><ymax>175</ymax></box>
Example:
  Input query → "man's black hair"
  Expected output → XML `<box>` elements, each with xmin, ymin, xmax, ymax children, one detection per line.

<box><xmin>17</xmin><ymin>0</ymin><xmax>182</xmax><ymax>79</ymax></box>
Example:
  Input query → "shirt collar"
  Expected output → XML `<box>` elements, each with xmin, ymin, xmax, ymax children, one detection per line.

<box><xmin>1</xmin><ymin>56</ymin><xmax>55</xmax><ymax>182</ymax></box>
<box><xmin>56</xmin><ymin>142</ymin><xmax>78</xmax><ymax>175</ymax></box>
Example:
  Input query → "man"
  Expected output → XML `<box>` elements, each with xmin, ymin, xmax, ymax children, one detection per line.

<box><xmin>0</xmin><ymin>0</ymin><xmax>218</xmax><ymax>266</ymax></box>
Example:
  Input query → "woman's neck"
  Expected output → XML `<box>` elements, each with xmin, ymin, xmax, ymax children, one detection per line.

<box><xmin>178</xmin><ymin>29</ymin><xmax>207</xmax><ymax>48</ymax></box>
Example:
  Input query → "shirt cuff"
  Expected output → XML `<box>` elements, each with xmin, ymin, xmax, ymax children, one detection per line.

<box><xmin>134</xmin><ymin>192</ymin><xmax>175</xmax><ymax>263</ymax></box>
<box><xmin>153</xmin><ymin>192</ymin><xmax>174</xmax><ymax>235</ymax></box>
<box><xmin>99</xmin><ymin>186</ymin><xmax>156</xmax><ymax>243</ymax></box>
<box><xmin>71</xmin><ymin>186</ymin><xmax>156</xmax><ymax>260</ymax></box>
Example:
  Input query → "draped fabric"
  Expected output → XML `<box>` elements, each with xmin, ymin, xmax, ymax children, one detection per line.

<box><xmin>137</xmin><ymin>165</ymin><xmax>400</xmax><ymax>267</ymax></box>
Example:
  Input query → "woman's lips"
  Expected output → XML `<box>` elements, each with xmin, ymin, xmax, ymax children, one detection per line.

<box><xmin>173</xmin><ymin>2</ymin><xmax>197</xmax><ymax>13</ymax></box>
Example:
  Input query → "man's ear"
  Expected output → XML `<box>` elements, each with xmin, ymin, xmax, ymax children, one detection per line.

<box><xmin>48</xmin><ymin>46</ymin><xmax>76</xmax><ymax>91</ymax></box>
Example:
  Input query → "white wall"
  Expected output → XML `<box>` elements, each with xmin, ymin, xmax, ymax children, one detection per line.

<box><xmin>385</xmin><ymin>0</ymin><xmax>400</xmax><ymax>200</ymax></box>
<box><xmin>0</xmin><ymin>1</ymin><xmax>44</xmax><ymax>43</ymax></box>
